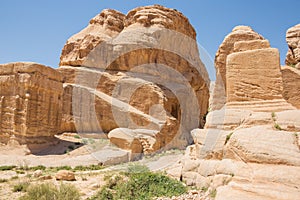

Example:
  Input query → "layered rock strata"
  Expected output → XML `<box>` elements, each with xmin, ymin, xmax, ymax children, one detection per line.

<box><xmin>59</xmin><ymin>5</ymin><xmax>210</xmax><ymax>154</ymax></box>
<box><xmin>0</xmin><ymin>62</ymin><xmax>63</xmax><ymax>144</ymax></box>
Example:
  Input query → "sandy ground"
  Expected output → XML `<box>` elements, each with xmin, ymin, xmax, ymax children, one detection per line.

<box><xmin>0</xmin><ymin>134</ymin><xmax>185</xmax><ymax>199</ymax></box>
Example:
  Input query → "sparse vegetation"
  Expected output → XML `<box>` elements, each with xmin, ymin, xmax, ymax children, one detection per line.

<box><xmin>271</xmin><ymin>112</ymin><xmax>276</xmax><ymax>120</ymax></box>
<box><xmin>274</xmin><ymin>123</ymin><xmax>282</xmax><ymax>130</ymax></box>
<box><xmin>74</xmin><ymin>135</ymin><xmax>81</xmax><ymax>139</ymax></box>
<box><xmin>225</xmin><ymin>132</ymin><xmax>234</xmax><ymax>144</ymax></box>
<box><xmin>201</xmin><ymin>186</ymin><xmax>208</xmax><ymax>192</ymax></box>
<box><xmin>0</xmin><ymin>178</ymin><xmax>8</xmax><ymax>183</ymax></box>
<box><xmin>29</xmin><ymin>165</ymin><xmax>46</xmax><ymax>171</ymax></box>
<box><xmin>90</xmin><ymin>164</ymin><xmax>187</xmax><ymax>200</ymax></box>
<box><xmin>73</xmin><ymin>164</ymin><xmax>104</xmax><ymax>171</ymax></box>
<box><xmin>0</xmin><ymin>165</ymin><xmax>16</xmax><ymax>171</ymax></box>
<box><xmin>210</xmin><ymin>188</ymin><xmax>217</xmax><ymax>198</ymax></box>
<box><xmin>51</xmin><ymin>165</ymin><xmax>72</xmax><ymax>171</ymax></box>
<box><xmin>19</xmin><ymin>183</ymin><xmax>80</xmax><ymax>200</ymax></box>
<box><xmin>289</xmin><ymin>64</ymin><xmax>296</xmax><ymax>68</ymax></box>
<box><xmin>11</xmin><ymin>175</ymin><xmax>19</xmax><ymax>180</ymax></box>
<box><xmin>16</xmin><ymin>170</ymin><xmax>25</xmax><ymax>174</ymax></box>
<box><xmin>272</xmin><ymin>112</ymin><xmax>282</xmax><ymax>131</ymax></box>
<box><xmin>13</xmin><ymin>182</ymin><xmax>30</xmax><ymax>192</ymax></box>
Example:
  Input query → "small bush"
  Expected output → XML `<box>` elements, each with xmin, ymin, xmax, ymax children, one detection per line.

<box><xmin>210</xmin><ymin>188</ymin><xmax>217</xmax><ymax>198</ymax></box>
<box><xmin>68</xmin><ymin>145</ymin><xmax>75</xmax><ymax>150</ymax></box>
<box><xmin>55</xmin><ymin>166</ymin><xmax>72</xmax><ymax>171</ymax></box>
<box><xmin>271</xmin><ymin>112</ymin><xmax>276</xmax><ymax>119</ymax></box>
<box><xmin>0</xmin><ymin>165</ymin><xmax>16</xmax><ymax>171</ymax></box>
<box><xmin>74</xmin><ymin>135</ymin><xmax>81</xmax><ymax>139</ymax></box>
<box><xmin>201</xmin><ymin>186</ymin><xmax>208</xmax><ymax>192</ymax></box>
<box><xmin>274</xmin><ymin>123</ymin><xmax>282</xmax><ymax>130</ymax></box>
<box><xmin>225</xmin><ymin>132</ymin><xmax>233</xmax><ymax>144</ymax></box>
<box><xmin>73</xmin><ymin>164</ymin><xmax>104</xmax><ymax>171</ymax></box>
<box><xmin>0</xmin><ymin>179</ymin><xmax>8</xmax><ymax>183</ymax></box>
<box><xmin>15</xmin><ymin>170</ymin><xmax>25</xmax><ymax>174</ymax></box>
<box><xmin>13</xmin><ymin>182</ymin><xmax>30</xmax><ymax>192</ymax></box>
<box><xmin>19</xmin><ymin>183</ymin><xmax>80</xmax><ymax>200</ymax></box>
<box><xmin>29</xmin><ymin>165</ymin><xmax>46</xmax><ymax>171</ymax></box>
<box><xmin>11</xmin><ymin>176</ymin><xmax>19</xmax><ymax>180</ymax></box>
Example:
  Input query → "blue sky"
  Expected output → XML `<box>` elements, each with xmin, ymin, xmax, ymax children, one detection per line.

<box><xmin>0</xmin><ymin>0</ymin><xmax>299</xmax><ymax>80</ymax></box>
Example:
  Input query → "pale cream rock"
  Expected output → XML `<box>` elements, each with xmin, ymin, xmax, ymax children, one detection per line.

<box><xmin>281</xmin><ymin>66</ymin><xmax>300</xmax><ymax>109</ymax></box>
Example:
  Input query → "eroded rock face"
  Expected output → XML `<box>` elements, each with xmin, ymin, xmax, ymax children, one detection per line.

<box><xmin>285</xmin><ymin>24</ymin><xmax>300</xmax><ymax>68</ymax></box>
<box><xmin>211</xmin><ymin>25</ymin><xmax>295</xmax><ymax>112</ymax></box>
<box><xmin>281</xmin><ymin>66</ymin><xmax>300</xmax><ymax>109</ymax></box>
<box><xmin>60</xmin><ymin>9</ymin><xmax>125</xmax><ymax>66</ymax></box>
<box><xmin>227</xmin><ymin>48</ymin><xmax>283</xmax><ymax>102</ymax></box>
<box><xmin>59</xmin><ymin>5</ymin><xmax>210</xmax><ymax>153</ymax></box>
<box><xmin>211</xmin><ymin>26</ymin><xmax>264</xmax><ymax>110</ymax></box>
<box><xmin>0</xmin><ymin>62</ymin><xmax>63</xmax><ymax>144</ymax></box>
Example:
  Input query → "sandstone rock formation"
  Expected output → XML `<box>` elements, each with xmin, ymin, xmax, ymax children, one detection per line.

<box><xmin>166</xmin><ymin>26</ymin><xmax>300</xmax><ymax>200</ymax></box>
<box><xmin>60</xmin><ymin>9</ymin><xmax>125</xmax><ymax>66</ymax></box>
<box><xmin>227</xmin><ymin>47</ymin><xmax>282</xmax><ymax>102</ymax></box>
<box><xmin>281</xmin><ymin>66</ymin><xmax>300</xmax><ymax>109</ymax></box>
<box><xmin>211</xmin><ymin>26</ymin><xmax>264</xmax><ymax>110</ymax></box>
<box><xmin>285</xmin><ymin>24</ymin><xmax>300</xmax><ymax>69</ymax></box>
<box><xmin>58</xmin><ymin>5</ymin><xmax>210</xmax><ymax>154</ymax></box>
<box><xmin>211</xmin><ymin>25</ymin><xmax>295</xmax><ymax>112</ymax></box>
<box><xmin>0</xmin><ymin>62</ymin><xmax>63</xmax><ymax>145</ymax></box>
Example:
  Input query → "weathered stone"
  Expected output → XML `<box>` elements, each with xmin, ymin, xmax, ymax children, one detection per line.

<box><xmin>211</xmin><ymin>26</ymin><xmax>264</xmax><ymax>110</ymax></box>
<box><xmin>226</xmin><ymin>48</ymin><xmax>283</xmax><ymax>102</ymax></box>
<box><xmin>281</xmin><ymin>66</ymin><xmax>300</xmax><ymax>109</ymax></box>
<box><xmin>224</xmin><ymin>126</ymin><xmax>300</xmax><ymax>166</ymax></box>
<box><xmin>58</xmin><ymin>5</ymin><xmax>210</xmax><ymax>152</ymax></box>
<box><xmin>0</xmin><ymin>62</ymin><xmax>63</xmax><ymax>144</ymax></box>
<box><xmin>233</xmin><ymin>39</ymin><xmax>270</xmax><ymax>52</ymax></box>
<box><xmin>55</xmin><ymin>170</ymin><xmax>76</xmax><ymax>181</ymax></box>
<box><xmin>60</xmin><ymin>9</ymin><xmax>125</xmax><ymax>66</ymax></box>
<box><xmin>285</xmin><ymin>24</ymin><xmax>300</xmax><ymax>67</ymax></box>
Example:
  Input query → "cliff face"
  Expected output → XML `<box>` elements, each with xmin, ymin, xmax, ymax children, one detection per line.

<box><xmin>0</xmin><ymin>62</ymin><xmax>63</xmax><ymax>144</ymax></box>
<box><xmin>58</xmin><ymin>5</ymin><xmax>210</xmax><ymax>153</ymax></box>
<box><xmin>286</xmin><ymin>24</ymin><xmax>300</xmax><ymax>69</ymax></box>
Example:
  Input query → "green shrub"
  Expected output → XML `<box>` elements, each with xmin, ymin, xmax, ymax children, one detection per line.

<box><xmin>74</xmin><ymin>135</ymin><xmax>81</xmax><ymax>139</ymax></box>
<box><xmin>19</xmin><ymin>183</ymin><xmax>80</xmax><ymax>200</ymax></box>
<box><xmin>225</xmin><ymin>132</ymin><xmax>233</xmax><ymax>144</ymax></box>
<box><xmin>29</xmin><ymin>165</ymin><xmax>46</xmax><ymax>171</ymax></box>
<box><xmin>73</xmin><ymin>164</ymin><xmax>104</xmax><ymax>171</ymax></box>
<box><xmin>15</xmin><ymin>170</ymin><xmax>25</xmax><ymax>174</ymax></box>
<box><xmin>55</xmin><ymin>166</ymin><xmax>72</xmax><ymax>171</ymax></box>
<box><xmin>274</xmin><ymin>123</ymin><xmax>282</xmax><ymax>130</ymax></box>
<box><xmin>91</xmin><ymin>168</ymin><xmax>187</xmax><ymax>200</ymax></box>
<box><xmin>0</xmin><ymin>179</ymin><xmax>8</xmax><ymax>183</ymax></box>
<box><xmin>0</xmin><ymin>165</ymin><xmax>16</xmax><ymax>171</ymax></box>
<box><xmin>210</xmin><ymin>188</ymin><xmax>217</xmax><ymax>198</ymax></box>
<box><xmin>271</xmin><ymin>112</ymin><xmax>276</xmax><ymax>119</ymax></box>
<box><xmin>13</xmin><ymin>182</ymin><xmax>30</xmax><ymax>192</ymax></box>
